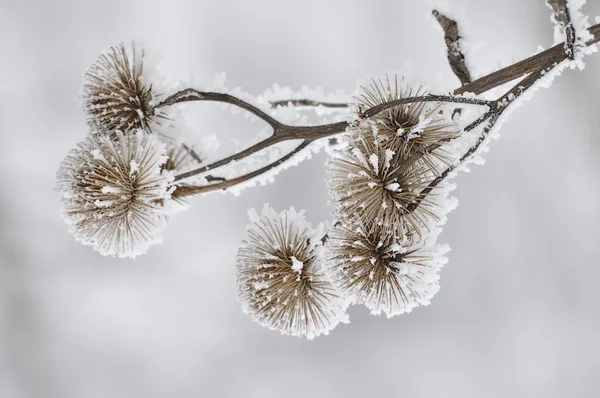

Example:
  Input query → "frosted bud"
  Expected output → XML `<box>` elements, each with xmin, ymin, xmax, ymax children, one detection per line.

<box><xmin>357</xmin><ymin>75</ymin><xmax>457</xmax><ymax>166</ymax></box>
<box><xmin>236</xmin><ymin>205</ymin><xmax>348</xmax><ymax>339</ymax></box>
<box><xmin>325</xmin><ymin>218</ymin><xmax>449</xmax><ymax>317</ymax></box>
<box><xmin>56</xmin><ymin>130</ymin><xmax>172</xmax><ymax>258</ymax></box>
<box><xmin>81</xmin><ymin>42</ymin><xmax>162</xmax><ymax>134</ymax></box>
<box><xmin>328</xmin><ymin>133</ymin><xmax>440</xmax><ymax>235</ymax></box>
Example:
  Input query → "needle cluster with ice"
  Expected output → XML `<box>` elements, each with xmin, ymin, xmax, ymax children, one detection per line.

<box><xmin>236</xmin><ymin>205</ymin><xmax>348</xmax><ymax>339</ymax></box>
<box><xmin>56</xmin><ymin>131</ymin><xmax>173</xmax><ymax>258</ymax></box>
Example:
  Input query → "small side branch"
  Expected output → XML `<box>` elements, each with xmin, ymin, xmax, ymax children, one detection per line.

<box><xmin>155</xmin><ymin>88</ymin><xmax>282</xmax><ymax>128</ymax></box>
<box><xmin>173</xmin><ymin>140</ymin><xmax>311</xmax><ymax>197</ymax></box>
<box><xmin>432</xmin><ymin>9</ymin><xmax>472</xmax><ymax>86</ymax></box>
<box><xmin>160</xmin><ymin>22</ymin><xmax>600</xmax><ymax>191</ymax></box>
<box><xmin>546</xmin><ymin>0</ymin><xmax>575</xmax><ymax>59</ymax></box>
<box><xmin>270</xmin><ymin>99</ymin><xmax>349</xmax><ymax>109</ymax></box>
<box><xmin>456</xmin><ymin>23</ymin><xmax>600</xmax><ymax>96</ymax></box>
<box><xmin>409</xmin><ymin>66</ymin><xmax>549</xmax><ymax>212</ymax></box>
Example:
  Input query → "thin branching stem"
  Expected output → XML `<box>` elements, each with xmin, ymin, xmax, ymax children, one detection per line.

<box><xmin>161</xmin><ymin>20</ymin><xmax>599</xmax><ymax>193</ymax></box>
<box><xmin>408</xmin><ymin>65</ymin><xmax>550</xmax><ymax>212</ymax></box>
<box><xmin>174</xmin><ymin>140</ymin><xmax>311</xmax><ymax>197</ymax></box>
<box><xmin>270</xmin><ymin>99</ymin><xmax>349</xmax><ymax>109</ymax></box>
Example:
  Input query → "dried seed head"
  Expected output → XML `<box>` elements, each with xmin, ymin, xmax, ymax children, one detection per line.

<box><xmin>236</xmin><ymin>205</ymin><xmax>348</xmax><ymax>339</ymax></box>
<box><xmin>56</xmin><ymin>130</ymin><xmax>172</xmax><ymax>258</ymax></box>
<box><xmin>81</xmin><ymin>42</ymin><xmax>162</xmax><ymax>134</ymax></box>
<box><xmin>328</xmin><ymin>132</ymin><xmax>439</xmax><ymax>234</ymax></box>
<box><xmin>358</xmin><ymin>75</ymin><xmax>457</xmax><ymax>167</ymax></box>
<box><xmin>326</xmin><ymin>219</ymin><xmax>448</xmax><ymax>317</ymax></box>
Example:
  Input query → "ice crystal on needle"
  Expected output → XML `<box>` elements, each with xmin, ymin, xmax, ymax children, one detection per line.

<box><xmin>236</xmin><ymin>205</ymin><xmax>348</xmax><ymax>339</ymax></box>
<box><xmin>56</xmin><ymin>130</ymin><xmax>172</xmax><ymax>258</ymax></box>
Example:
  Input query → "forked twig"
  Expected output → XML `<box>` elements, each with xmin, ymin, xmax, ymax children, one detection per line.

<box><xmin>159</xmin><ymin>19</ymin><xmax>600</xmax><ymax>199</ymax></box>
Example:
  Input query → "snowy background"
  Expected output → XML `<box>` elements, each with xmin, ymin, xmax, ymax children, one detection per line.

<box><xmin>2</xmin><ymin>0</ymin><xmax>600</xmax><ymax>397</ymax></box>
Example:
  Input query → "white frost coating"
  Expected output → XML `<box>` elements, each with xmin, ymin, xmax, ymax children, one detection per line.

<box><xmin>56</xmin><ymin>130</ymin><xmax>173</xmax><ymax>258</ymax></box>
<box><xmin>236</xmin><ymin>204</ymin><xmax>349</xmax><ymax>339</ymax></box>
<box><xmin>290</xmin><ymin>256</ymin><xmax>304</xmax><ymax>274</ymax></box>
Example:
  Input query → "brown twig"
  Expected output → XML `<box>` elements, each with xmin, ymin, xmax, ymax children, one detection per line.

<box><xmin>408</xmin><ymin>66</ymin><xmax>550</xmax><ymax>212</ymax></box>
<box><xmin>155</xmin><ymin>89</ymin><xmax>282</xmax><ymax>128</ymax></box>
<box><xmin>546</xmin><ymin>0</ymin><xmax>575</xmax><ymax>59</ymax></box>
<box><xmin>173</xmin><ymin>140</ymin><xmax>311</xmax><ymax>196</ymax></box>
<box><xmin>161</xmin><ymin>21</ymin><xmax>600</xmax><ymax>194</ymax></box>
<box><xmin>171</xmin><ymin>95</ymin><xmax>491</xmax><ymax>182</ymax></box>
<box><xmin>270</xmin><ymin>99</ymin><xmax>349</xmax><ymax>109</ymax></box>
<box><xmin>456</xmin><ymin>22</ymin><xmax>600</xmax><ymax>95</ymax></box>
<box><xmin>432</xmin><ymin>9</ymin><xmax>472</xmax><ymax>86</ymax></box>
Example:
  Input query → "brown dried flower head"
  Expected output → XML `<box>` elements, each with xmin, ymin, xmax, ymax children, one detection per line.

<box><xmin>56</xmin><ymin>130</ymin><xmax>172</xmax><ymax>258</ymax></box>
<box><xmin>326</xmin><ymin>219</ymin><xmax>447</xmax><ymax>317</ymax></box>
<box><xmin>236</xmin><ymin>205</ymin><xmax>348</xmax><ymax>339</ymax></box>
<box><xmin>358</xmin><ymin>75</ymin><xmax>458</xmax><ymax>168</ymax></box>
<box><xmin>328</xmin><ymin>132</ymin><xmax>439</xmax><ymax>234</ymax></box>
<box><xmin>81</xmin><ymin>42</ymin><xmax>161</xmax><ymax>134</ymax></box>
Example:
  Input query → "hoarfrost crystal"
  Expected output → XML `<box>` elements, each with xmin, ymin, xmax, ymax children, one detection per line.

<box><xmin>236</xmin><ymin>205</ymin><xmax>348</xmax><ymax>339</ymax></box>
<box><xmin>56</xmin><ymin>130</ymin><xmax>172</xmax><ymax>258</ymax></box>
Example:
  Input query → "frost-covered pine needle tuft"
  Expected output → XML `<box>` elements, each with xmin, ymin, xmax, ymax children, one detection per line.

<box><xmin>81</xmin><ymin>42</ymin><xmax>162</xmax><ymax>134</ymax></box>
<box><xmin>326</xmin><ymin>219</ymin><xmax>448</xmax><ymax>317</ymax></box>
<box><xmin>236</xmin><ymin>205</ymin><xmax>348</xmax><ymax>339</ymax></box>
<box><xmin>56</xmin><ymin>130</ymin><xmax>172</xmax><ymax>258</ymax></box>
<box><xmin>328</xmin><ymin>133</ymin><xmax>440</xmax><ymax>235</ymax></box>
<box><xmin>358</xmin><ymin>75</ymin><xmax>457</xmax><ymax>168</ymax></box>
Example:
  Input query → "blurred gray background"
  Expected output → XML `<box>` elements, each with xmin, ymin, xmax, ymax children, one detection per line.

<box><xmin>1</xmin><ymin>0</ymin><xmax>600</xmax><ymax>397</ymax></box>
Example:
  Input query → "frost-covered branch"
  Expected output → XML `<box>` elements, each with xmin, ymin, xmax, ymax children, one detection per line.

<box><xmin>155</xmin><ymin>89</ymin><xmax>282</xmax><ymax>128</ymax></box>
<box><xmin>432</xmin><ymin>9</ymin><xmax>472</xmax><ymax>86</ymax></box>
<box><xmin>173</xmin><ymin>140</ymin><xmax>311</xmax><ymax>197</ymax></box>
<box><xmin>169</xmin><ymin>94</ymin><xmax>492</xmax><ymax>184</ymax></box>
<box><xmin>456</xmin><ymin>21</ymin><xmax>600</xmax><ymax>95</ymax></box>
<box><xmin>546</xmin><ymin>0</ymin><xmax>576</xmax><ymax>59</ymax></box>
<box><xmin>409</xmin><ymin>65</ymin><xmax>550</xmax><ymax>212</ymax></box>
<box><xmin>269</xmin><ymin>99</ymin><xmax>349</xmax><ymax>109</ymax></box>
